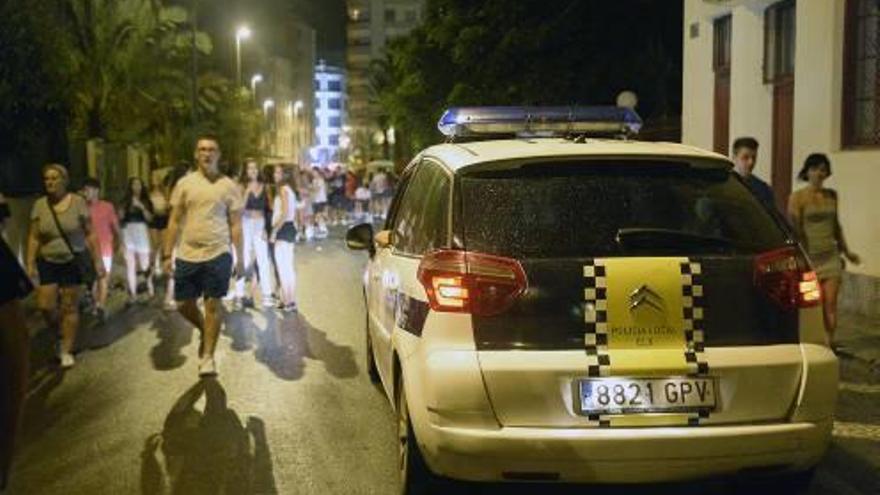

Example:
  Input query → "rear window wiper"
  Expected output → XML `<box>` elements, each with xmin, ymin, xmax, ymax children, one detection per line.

<box><xmin>615</xmin><ymin>227</ymin><xmax>734</xmax><ymax>250</ymax></box>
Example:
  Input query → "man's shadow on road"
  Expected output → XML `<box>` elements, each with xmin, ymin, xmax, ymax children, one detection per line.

<box><xmin>223</xmin><ymin>308</ymin><xmax>358</xmax><ymax>381</ymax></box>
<box><xmin>148</xmin><ymin>311</ymin><xmax>194</xmax><ymax>371</ymax></box>
<box><xmin>140</xmin><ymin>378</ymin><xmax>277</xmax><ymax>495</ymax></box>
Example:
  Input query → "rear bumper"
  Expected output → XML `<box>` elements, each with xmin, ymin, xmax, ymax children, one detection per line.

<box><xmin>418</xmin><ymin>419</ymin><xmax>832</xmax><ymax>483</ymax></box>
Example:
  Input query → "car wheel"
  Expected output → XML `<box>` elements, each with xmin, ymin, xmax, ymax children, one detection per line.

<box><xmin>364</xmin><ymin>296</ymin><xmax>380</xmax><ymax>383</ymax></box>
<box><xmin>397</xmin><ymin>377</ymin><xmax>436</xmax><ymax>495</ymax></box>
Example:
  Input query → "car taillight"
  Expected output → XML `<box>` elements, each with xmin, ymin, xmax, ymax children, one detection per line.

<box><xmin>754</xmin><ymin>247</ymin><xmax>822</xmax><ymax>310</ymax></box>
<box><xmin>417</xmin><ymin>249</ymin><xmax>528</xmax><ymax>316</ymax></box>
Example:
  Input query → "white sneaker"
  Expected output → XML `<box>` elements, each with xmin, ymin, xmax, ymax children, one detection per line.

<box><xmin>60</xmin><ymin>352</ymin><xmax>75</xmax><ymax>369</ymax></box>
<box><xmin>261</xmin><ymin>297</ymin><xmax>277</xmax><ymax>309</ymax></box>
<box><xmin>198</xmin><ymin>356</ymin><xmax>217</xmax><ymax>377</ymax></box>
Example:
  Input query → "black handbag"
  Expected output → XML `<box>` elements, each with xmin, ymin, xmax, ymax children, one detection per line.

<box><xmin>47</xmin><ymin>196</ymin><xmax>97</xmax><ymax>286</ymax></box>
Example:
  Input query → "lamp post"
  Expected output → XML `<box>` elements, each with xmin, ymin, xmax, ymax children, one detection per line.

<box><xmin>250</xmin><ymin>73</ymin><xmax>263</xmax><ymax>103</ymax></box>
<box><xmin>235</xmin><ymin>26</ymin><xmax>251</xmax><ymax>88</ymax></box>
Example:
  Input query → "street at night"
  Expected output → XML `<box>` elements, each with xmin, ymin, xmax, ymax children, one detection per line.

<box><xmin>5</xmin><ymin>233</ymin><xmax>878</xmax><ymax>494</ymax></box>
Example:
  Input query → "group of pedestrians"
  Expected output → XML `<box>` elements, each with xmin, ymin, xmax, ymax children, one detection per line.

<box><xmin>729</xmin><ymin>136</ymin><xmax>860</xmax><ymax>346</ymax></box>
<box><xmin>11</xmin><ymin>135</ymin><xmax>317</xmax><ymax>375</ymax></box>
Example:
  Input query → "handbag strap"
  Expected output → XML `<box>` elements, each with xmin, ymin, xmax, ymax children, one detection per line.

<box><xmin>46</xmin><ymin>195</ymin><xmax>78</xmax><ymax>258</ymax></box>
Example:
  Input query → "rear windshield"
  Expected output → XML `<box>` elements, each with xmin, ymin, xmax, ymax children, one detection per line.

<box><xmin>459</xmin><ymin>160</ymin><xmax>789</xmax><ymax>258</ymax></box>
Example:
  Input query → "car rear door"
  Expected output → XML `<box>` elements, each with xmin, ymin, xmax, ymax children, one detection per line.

<box><xmin>371</xmin><ymin>161</ymin><xmax>452</xmax><ymax>388</ymax></box>
<box><xmin>458</xmin><ymin>158</ymin><xmax>814</xmax><ymax>428</ymax></box>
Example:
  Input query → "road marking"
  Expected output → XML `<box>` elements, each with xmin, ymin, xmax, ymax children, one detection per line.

<box><xmin>839</xmin><ymin>382</ymin><xmax>880</xmax><ymax>394</ymax></box>
<box><xmin>833</xmin><ymin>421</ymin><xmax>880</xmax><ymax>441</ymax></box>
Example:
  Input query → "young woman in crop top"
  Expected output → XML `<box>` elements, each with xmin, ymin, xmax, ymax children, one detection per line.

<box><xmin>120</xmin><ymin>177</ymin><xmax>154</xmax><ymax>303</ymax></box>
<box><xmin>271</xmin><ymin>164</ymin><xmax>299</xmax><ymax>312</ymax></box>
<box><xmin>236</xmin><ymin>159</ymin><xmax>276</xmax><ymax>308</ymax></box>
<box><xmin>148</xmin><ymin>172</ymin><xmax>170</xmax><ymax>276</ymax></box>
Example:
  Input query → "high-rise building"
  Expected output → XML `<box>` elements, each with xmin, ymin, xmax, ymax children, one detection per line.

<box><xmin>345</xmin><ymin>0</ymin><xmax>424</xmax><ymax>157</ymax></box>
<box><xmin>312</xmin><ymin>60</ymin><xmax>347</xmax><ymax>165</ymax></box>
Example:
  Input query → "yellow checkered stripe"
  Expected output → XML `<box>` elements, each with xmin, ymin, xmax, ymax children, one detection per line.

<box><xmin>583</xmin><ymin>260</ymin><xmax>610</xmax><ymax>377</ymax></box>
<box><xmin>681</xmin><ymin>261</ymin><xmax>710</xmax><ymax>377</ymax></box>
<box><xmin>582</xmin><ymin>258</ymin><xmax>711</xmax><ymax>428</ymax></box>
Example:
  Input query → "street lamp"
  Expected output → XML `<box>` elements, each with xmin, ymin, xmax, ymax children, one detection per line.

<box><xmin>235</xmin><ymin>25</ymin><xmax>252</xmax><ymax>87</ymax></box>
<box><xmin>250</xmin><ymin>73</ymin><xmax>263</xmax><ymax>102</ymax></box>
<box><xmin>263</xmin><ymin>98</ymin><xmax>275</xmax><ymax>114</ymax></box>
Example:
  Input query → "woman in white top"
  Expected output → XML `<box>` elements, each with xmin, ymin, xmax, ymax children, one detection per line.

<box><xmin>271</xmin><ymin>165</ymin><xmax>299</xmax><ymax>312</ymax></box>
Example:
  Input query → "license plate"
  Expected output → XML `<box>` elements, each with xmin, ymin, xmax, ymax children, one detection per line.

<box><xmin>578</xmin><ymin>377</ymin><xmax>717</xmax><ymax>415</ymax></box>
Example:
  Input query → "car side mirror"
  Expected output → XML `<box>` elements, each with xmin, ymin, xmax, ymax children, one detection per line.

<box><xmin>346</xmin><ymin>223</ymin><xmax>375</xmax><ymax>256</ymax></box>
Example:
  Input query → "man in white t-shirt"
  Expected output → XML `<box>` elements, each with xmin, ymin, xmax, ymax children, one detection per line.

<box><xmin>162</xmin><ymin>135</ymin><xmax>244</xmax><ymax>376</ymax></box>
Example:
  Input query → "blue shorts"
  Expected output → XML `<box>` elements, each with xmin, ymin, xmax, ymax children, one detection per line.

<box><xmin>174</xmin><ymin>252</ymin><xmax>232</xmax><ymax>301</ymax></box>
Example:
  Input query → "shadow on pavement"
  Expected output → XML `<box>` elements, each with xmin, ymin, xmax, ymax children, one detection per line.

<box><xmin>148</xmin><ymin>311</ymin><xmax>195</xmax><ymax>371</ymax></box>
<box><xmin>814</xmin><ymin>442</ymin><xmax>880</xmax><ymax>494</ymax></box>
<box><xmin>245</xmin><ymin>310</ymin><xmax>357</xmax><ymax>381</ymax></box>
<box><xmin>225</xmin><ymin>310</ymin><xmax>259</xmax><ymax>353</ymax></box>
<box><xmin>81</xmin><ymin>302</ymin><xmax>154</xmax><ymax>350</ymax></box>
<box><xmin>140</xmin><ymin>378</ymin><xmax>277</xmax><ymax>495</ymax></box>
<box><xmin>18</xmin><ymin>369</ymin><xmax>65</xmax><ymax>444</ymax></box>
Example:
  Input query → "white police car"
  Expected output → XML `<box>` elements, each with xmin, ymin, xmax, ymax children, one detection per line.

<box><xmin>346</xmin><ymin>107</ymin><xmax>837</xmax><ymax>494</ymax></box>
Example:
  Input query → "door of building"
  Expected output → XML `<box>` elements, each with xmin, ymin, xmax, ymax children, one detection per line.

<box><xmin>713</xmin><ymin>15</ymin><xmax>732</xmax><ymax>156</ymax></box>
<box><xmin>765</xmin><ymin>0</ymin><xmax>796</xmax><ymax>211</ymax></box>
<box><xmin>771</xmin><ymin>76</ymin><xmax>794</xmax><ymax>211</ymax></box>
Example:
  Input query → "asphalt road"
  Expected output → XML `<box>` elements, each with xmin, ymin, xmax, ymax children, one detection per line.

<box><xmin>6</xmin><ymin>234</ymin><xmax>879</xmax><ymax>494</ymax></box>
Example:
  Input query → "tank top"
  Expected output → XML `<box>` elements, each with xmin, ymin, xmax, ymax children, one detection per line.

<box><xmin>122</xmin><ymin>205</ymin><xmax>147</xmax><ymax>225</ymax></box>
<box><xmin>246</xmin><ymin>188</ymin><xmax>268</xmax><ymax>211</ymax></box>
<box><xmin>273</xmin><ymin>186</ymin><xmax>298</xmax><ymax>225</ymax></box>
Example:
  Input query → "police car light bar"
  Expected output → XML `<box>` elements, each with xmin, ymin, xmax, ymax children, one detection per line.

<box><xmin>437</xmin><ymin>106</ymin><xmax>642</xmax><ymax>138</ymax></box>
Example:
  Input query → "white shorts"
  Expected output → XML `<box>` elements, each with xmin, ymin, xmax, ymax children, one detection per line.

<box><xmin>123</xmin><ymin>223</ymin><xmax>151</xmax><ymax>254</ymax></box>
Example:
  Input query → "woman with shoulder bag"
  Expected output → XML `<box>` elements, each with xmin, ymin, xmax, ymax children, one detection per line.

<box><xmin>26</xmin><ymin>164</ymin><xmax>105</xmax><ymax>369</ymax></box>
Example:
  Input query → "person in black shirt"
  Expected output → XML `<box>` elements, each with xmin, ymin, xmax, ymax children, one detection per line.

<box><xmin>731</xmin><ymin>137</ymin><xmax>776</xmax><ymax>211</ymax></box>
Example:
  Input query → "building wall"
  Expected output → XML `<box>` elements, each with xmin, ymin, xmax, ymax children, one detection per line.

<box><xmin>683</xmin><ymin>0</ymin><xmax>880</xmax><ymax>313</ymax></box>
<box><xmin>314</xmin><ymin>62</ymin><xmax>347</xmax><ymax>164</ymax></box>
<box><xmin>345</xmin><ymin>0</ymin><xmax>424</xmax><ymax>136</ymax></box>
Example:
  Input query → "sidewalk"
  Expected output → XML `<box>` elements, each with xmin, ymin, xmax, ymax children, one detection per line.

<box><xmin>836</xmin><ymin>311</ymin><xmax>880</xmax><ymax>368</ymax></box>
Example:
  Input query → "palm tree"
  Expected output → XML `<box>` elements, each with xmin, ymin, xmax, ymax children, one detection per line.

<box><xmin>56</xmin><ymin>0</ymin><xmax>163</xmax><ymax>139</ymax></box>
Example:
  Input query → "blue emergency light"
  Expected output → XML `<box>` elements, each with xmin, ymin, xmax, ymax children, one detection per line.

<box><xmin>437</xmin><ymin>106</ymin><xmax>642</xmax><ymax>139</ymax></box>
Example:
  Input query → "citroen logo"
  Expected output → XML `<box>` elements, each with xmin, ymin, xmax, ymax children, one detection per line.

<box><xmin>629</xmin><ymin>285</ymin><xmax>665</xmax><ymax>313</ymax></box>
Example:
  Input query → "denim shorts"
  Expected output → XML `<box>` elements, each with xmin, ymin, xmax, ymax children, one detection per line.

<box><xmin>174</xmin><ymin>252</ymin><xmax>232</xmax><ymax>301</ymax></box>
<box><xmin>36</xmin><ymin>257</ymin><xmax>81</xmax><ymax>287</ymax></box>
<box><xmin>276</xmin><ymin>222</ymin><xmax>297</xmax><ymax>242</ymax></box>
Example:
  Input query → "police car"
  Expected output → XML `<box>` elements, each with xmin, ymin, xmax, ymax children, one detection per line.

<box><xmin>346</xmin><ymin>107</ymin><xmax>837</xmax><ymax>494</ymax></box>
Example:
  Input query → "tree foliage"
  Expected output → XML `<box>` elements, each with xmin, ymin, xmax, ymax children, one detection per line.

<box><xmin>0</xmin><ymin>0</ymin><xmax>264</xmax><ymax>182</ymax></box>
<box><xmin>375</xmin><ymin>0</ymin><xmax>683</xmax><ymax>156</ymax></box>
<box><xmin>0</xmin><ymin>1</ymin><xmax>74</xmax><ymax>192</ymax></box>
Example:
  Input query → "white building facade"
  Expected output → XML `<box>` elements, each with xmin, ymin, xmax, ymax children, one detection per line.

<box><xmin>683</xmin><ymin>0</ymin><xmax>880</xmax><ymax>316</ymax></box>
<box><xmin>312</xmin><ymin>60</ymin><xmax>347</xmax><ymax>165</ymax></box>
